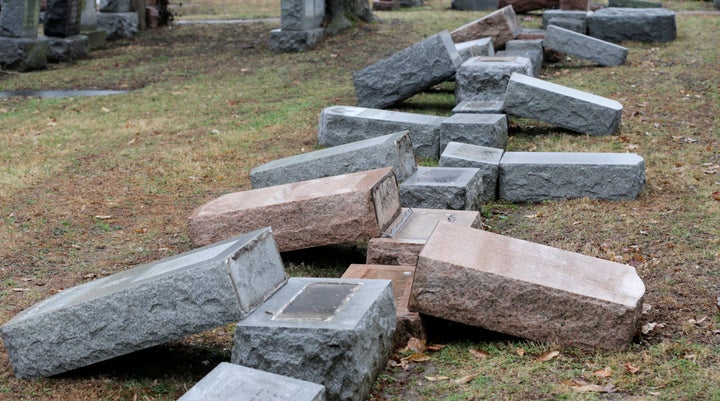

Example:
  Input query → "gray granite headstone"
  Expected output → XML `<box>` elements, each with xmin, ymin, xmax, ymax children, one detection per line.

<box><xmin>544</xmin><ymin>25</ymin><xmax>628</xmax><ymax>66</ymax></box>
<box><xmin>546</xmin><ymin>16</ymin><xmax>586</xmax><ymax>34</ymax></box>
<box><xmin>44</xmin><ymin>0</ymin><xmax>81</xmax><ymax>37</ymax></box>
<box><xmin>281</xmin><ymin>0</ymin><xmax>325</xmax><ymax>31</ymax></box>
<box><xmin>608</xmin><ymin>0</ymin><xmax>662</xmax><ymax>7</ymax></box>
<box><xmin>232</xmin><ymin>277</ymin><xmax>396</xmax><ymax>401</ymax></box>
<box><xmin>0</xmin><ymin>37</ymin><xmax>48</xmax><ymax>71</ymax></box>
<box><xmin>456</xmin><ymin>56</ymin><xmax>533</xmax><ymax>103</ymax></box>
<box><xmin>587</xmin><ymin>8</ymin><xmax>676</xmax><ymax>42</ymax></box>
<box><xmin>0</xmin><ymin>228</ymin><xmax>288</xmax><ymax>378</ymax></box>
<box><xmin>452</xmin><ymin>0</ymin><xmax>498</xmax><ymax>11</ymax></box>
<box><xmin>0</xmin><ymin>0</ymin><xmax>40</xmax><ymax>38</ymax></box>
<box><xmin>399</xmin><ymin>167</ymin><xmax>483</xmax><ymax>210</ymax></box>
<box><xmin>269</xmin><ymin>28</ymin><xmax>323</xmax><ymax>53</ymax></box>
<box><xmin>439</xmin><ymin>141</ymin><xmax>503</xmax><ymax>201</ymax></box>
<box><xmin>97</xmin><ymin>11</ymin><xmax>138</xmax><ymax>39</ymax></box>
<box><xmin>440</xmin><ymin>113</ymin><xmax>508</xmax><ymax>152</ymax></box>
<box><xmin>46</xmin><ymin>34</ymin><xmax>88</xmax><ymax>62</ymax></box>
<box><xmin>541</xmin><ymin>9</ymin><xmax>589</xmax><ymax>30</ymax></box>
<box><xmin>455</xmin><ymin>37</ymin><xmax>494</xmax><ymax>63</ymax></box>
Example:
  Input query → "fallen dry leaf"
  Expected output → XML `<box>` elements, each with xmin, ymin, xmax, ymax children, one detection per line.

<box><xmin>453</xmin><ymin>374</ymin><xmax>478</xmax><ymax>385</ymax></box>
<box><xmin>425</xmin><ymin>376</ymin><xmax>449</xmax><ymax>382</ymax></box>
<box><xmin>565</xmin><ymin>379</ymin><xmax>616</xmax><ymax>393</ymax></box>
<box><xmin>403</xmin><ymin>353</ymin><xmax>431</xmax><ymax>363</ymax></box>
<box><xmin>712</xmin><ymin>191</ymin><xmax>720</xmax><ymax>202</ymax></box>
<box><xmin>642</xmin><ymin>322</ymin><xmax>666</xmax><ymax>334</ymax></box>
<box><xmin>402</xmin><ymin>337</ymin><xmax>427</xmax><ymax>353</ymax></box>
<box><xmin>516</xmin><ymin>348</ymin><xmax>525</xmax><ymax>357</ymax></box>
<box><xmin>624</xmin><ymin>362</ymin><xmax>640</xmax><ymax>374</ymax></box>
<box><xmin>101</xmin><ymin>107</ymin><xmax>111</xmax><ymax>113</ymax></box>
<box><xmin>469</xmin><ymin>348</ymin><xmax>489</xmax><ymax>360</ymax></box>
<box><xmin>426</xmin><ymin>344</ymin><xmax>445</xmax><ymax>352</ymax></box>
<box><xmin>593</xmin><ymin>367</ymin><xmax>613</xmax><ymax>378</ymax></box>
<box><xmin>536</xmin><ymin>350</ymin><xmax>560</xmax><ymax>362</ymax></box>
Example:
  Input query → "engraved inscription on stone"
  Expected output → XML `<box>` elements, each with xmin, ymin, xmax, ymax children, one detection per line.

<box><xmin>275</xmin><ymin>282</ymin><xmax>359</xmax><ymax>321</ymax></box>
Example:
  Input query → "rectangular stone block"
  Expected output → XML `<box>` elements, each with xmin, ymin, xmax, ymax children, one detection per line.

<box><xmin>0</xmin><ymin>0</ymin><xmax>40</xmax><ymax>38</ymax></box>
<box><xmin>608</xmin><ymin>0</ymin><xmax>663</xmax><ymax>7</ymax></box>
<box><xmin>190</xmin><ymin>168</ymin><xmax>402</xmax><ymax>251</ymax></box>
<box><xmin>439</xmin><ymin>141</ymin><xmax>503</xmax><ymax>200</ymax></box>
<box><xmin>342</xmin><ymin>263</ymin><xmax>424</xmax><ymax>347</ymax></box>
<box><xmin>498</xmin><ymin>151</ymin><xmax>645</xmax><ymax>202</ymax></box>
<box><xmin>587</xmin><ymin>8</ymin><xmax>676</xmax><ymax>42</ymax></box>
<box><xmin>178</xmin><ymin>363</ymin><xmax>326</xmax><ymax>401</ymax></box>
<box><xmin>504</xmin><ymin>72</ymin><xmax>623</xmax><ymax>136</ymax></box>
<box><xmin>0</xmin><ymin>228</ymin><xmax>288</xmax><ymax>378</ymax></box>
<box><xmin>366</xmin><ymin>208</ymin><xmax>482</xmax><ymax>266</ymax></box>
<box><xmin>409</xmin><ymin>222</ymin><xmax>646</xmax><ymax>350</ymax></box>
<box><xmin>559</xmin><ymin>0</ymin><xmax>589</xmax><ymax>10</ymax></box>
<box><xmin>452</xmin><ymin>0</ymin><xmax>498</xmax><ymax>11</ymax></box>
<box><xmin>399</xmin><ymin>167</ymin><xmax>483</xmax><ymax>210</ymax></box>
<box><xmin>544</xmin><ymin>25</ymin><xmax>628</xmax><ymax>66</ymax></box>
<box><xmin>251</xmin><ymin>131</ymin><xmax>417</xmax><ymax>188</ymax></box>
<box><xmin>451</xmin><ymin>100</ymin><xmax>505</xmax><ymax>114</ymax></box>
<box><xmin>497</xmin><ymin>0</ymin><xmax>558</xmax><ymax>13</ymax></box>
<box><xmin>318</xmin><ymin>106</ymin><xmax>445</xmax><ymax>159</ymax></box>
<box><xmin>0</xmin><ymin>37</ymin><xmax>48</xmax><ymax>71</ymax></box>
<box><xmin>454</xmin><ymin>37</ymin><xmax>494</xmax><ymax>63</ymax></box>
<box><xmin>46</xmin><ymin>34</ymin><xmax>88</xmax><ymax>62</ymax></box>
<box><xmin>353</xmin><ymin>30</ymin><xmax>461</xmax><ymax>109</ymax></box>
<box><xmin>232</xmin><ymin>277</ymin><xmax>396</xmax><ymax>401</ymax></box>
<box><xmin>450</xmin><ymin>6</ymin><xmax>521</xmax><ymax>47</ymax></box>
<box><xmin>456</xmin><ymin>56</ymin><xmax>533</xmax><ymax>103</ymax></box>
<box><xmin>97</xmin><ymin>11</ymin><xmax>138</xmax><ymax>40</ymax></box>
<box><xmin>541</xmin><ymin>9</ymin><xmax>589</xmax><ymax>29</ymax></box>
<box><xmin>269</xmin><ymin>28</ymin><xmax>324</xmax><ymax>53</ymax></box>
<box><xmin>440</xmin><ymin>113</ymin><xmax>508</xmax><ymax>151</ymax></box>
<box><xmin>281</xmin><ymin>0</ymin><xmax>325</xmax><ymax>31</ymax></box>
<box><xmin>501</xmin><ymin>39</ymin><xmax>544</xmax><ymax>76</ymax></box>
<box><xmin>44</xmin><ymin>0</ymin><xmax>81</xmax><ymax>37</ymax></box>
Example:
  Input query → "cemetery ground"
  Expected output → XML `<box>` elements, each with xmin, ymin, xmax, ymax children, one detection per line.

<box><xmin>0</xmin><ymin>0</ymin><xmax>719</xmax><ymax>399</ymax></box>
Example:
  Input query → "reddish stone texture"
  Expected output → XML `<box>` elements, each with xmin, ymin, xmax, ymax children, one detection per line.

<box><xmin>497</xmin><ymin>0</ymin><xmax>558</xmax><ymax>13</ymax></box>
<box><xmin>560</xmin><ymin>0</ymin><xmax>590</xmax><ymax>10</ymax></box>
<box><xmin>409</xmin><ymin>222</ymin><xmax>646</xmax><ymax>351</ymax></box>
<box><xmin>373</xmin><ymin>0</ymin><xmax>401</xmax><ymax>10</ymax></box>
<box><xmin>450</xmin><ymin>6</ymin><xmax>521</xmax><ymax>48</ymax></box>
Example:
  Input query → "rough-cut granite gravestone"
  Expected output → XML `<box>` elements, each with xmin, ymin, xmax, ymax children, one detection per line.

<box><xmin>587</xmin><ymin>8</ymin><xmax>676</xmax><ymax>42</ymax></box>
<box><xmin>178</xmin><ymin>363</ymin><xmax>326</xmax><ymax>401</ymax></box>
<box><xmin>399</xmin><ymin>167</ymin><xmax>483</xmax><ymax>210</ymax></box>
<box><xmin>318</xmin><ymin>106</ymin><xmax>444</xmax><ymax>159</ymax></box>
<box><xmin>609</xmin><ymin>0</ymin><xmax>663</xmax><ymax>7</ymax></box>
<box><xmin>504</xmin><ymin>73</ymin><xmax>623</xmax><ymax>136</ymax></box>
<box><xmin>502</xmin><ymin>39</ymin><xmax>544</xmax><ymax>76</ymax></box>
<box><xmin>189</xmin><ymin>168</ymin><xmax>402</xmax><ymax>251</ymax></box>
<box><xmin>342</xmin><ymin>263</ymin><xmax>423</xmax><ymax>347</ymax></box>
<box><xmin>450</xmin><ymin>6</ymin><xmax>521</xmax><ymax>47</ymax></box>
<box><xmin>353</xmin><ymin>30</ymin><xmax>461</xmax><ymax>109</ymax></box>
<box><xmin>456</xmin><ymin>56</ymin><xmax>533</xmax><ymax>103</ymax></box>
<box><xmin>366</xmin><ymin>208</ymin><xmax>482</xmax><ymax>266</ymax></box>
<box><xmin>439</xmin><ymin>141</ymin><xmax>504</xmax><ymax>201</ymax></box>
<box><xmin>440</xmin><ymin>113</ymin><xmax>508</xmax><ymax>152</ymax></box>
<box><xmin>80</xmin><ymin>0</ymin><xmax>107</xmax><ymax>49</ymax></box>
<box><xmin>541</xmin><ymin>9</ymin><xmax>589</xmax><ymax>30</ymax></box>
<box><xmin>497</xmin><ymin>0</ymin><xmax>558</xmax><ymax>14</ymax></box>
<box><xmin>455</xmin><ymin>37</ymin><xmax>494</xmax><ymax>63</ymax></box>
<box><xmin>99</xmin><ymin>0</ymin><xmax>130</xmax><ymax>12</ymax></box>
<box><xmin>409</xmin><ymin>222</ymin><xmax>646</xmax><ymax>351</ymax></box>
<box><xmin>452</xmin><ymin>100</ymin><xmax>505</xmax><ymax>114</ymax></box>
<box><xmin>46</xmin><ymin>34</ymin><xmax>88</xmax><ymax>62</ymax></box>
<box><xmin>281</xmin><ymin>0</ymin><xmax>325</xmax><ymax>30</ymax></box>
<box><xmin>545</xmin><ymin>17</ymin><xmax>586</xmax><ymax>34</ymax></box>
<box><xmin>269</xmin><ymin>28</ymin><xmax>324</xmax><ymax>53</ymax></box>
<box><xmin>498</xmin><ymin>151</ymin><xmax>645</xmax><ymax>202</ymax></box>
<box><xmin>251</xmin><ymin>131</ymin><xmax>417</xmax><ymax>187</ymax></box>
<box><xmin>0</xmin><ymin>37</ymin><xmax>48</xmax><ymax>71</ymax></box>
<box><xmin>97</xmin><ymin>11</ymin><xmax>138</xmax><ymax>39</ymax></box>
<box><xmin>544</xmin><ymin>25</ymin><xmax>628</xmax><ymax>66</ymax></box>
<box><xmin>0</xmin><ymin>228</ymin><xmax>287</xmax><ymax>378</ymax></box>
<box><xmin>451</xmin><ymin>0</ymin><xmax>497</xmax><ymax>11</ymax></box>
<box><xmin>232</xmin><ymin>277</ymin><xmax>396</xmax><ymax>401</ymax></box>
<box><xmin>0</xmin><ymin>0</ymin><xmax>40</xmax><ymax>37</ymax></box>
<box><xmin>44</xmin><ymin>0</ymin><xmax>81</xmax><ymax>37</ymax></box>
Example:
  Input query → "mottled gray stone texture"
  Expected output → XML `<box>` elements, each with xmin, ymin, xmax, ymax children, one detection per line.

<box><xmin>232</xmin><ymin>278</ymin><xmax>396</xmax><ymax>401</ymax></box>
<box><xmin>503</xmin><ymin>72</ymin><xmax>623</xmax><ymax>136</ymax></box>
<box><xmin>455</xmin><ymin>56</ymin><xmax>533</xmax><ymax>103</ymax></box>
<box><xmin>281</xmin><ymin>0</ymin><xmax>325</xmax><ymax>30</ymax></box>
<box><xmin>440</xmin><ymin>113</ymin><xmax>508</xmax><ymax>151</ymax></box>
<box><xmin>353</xmin><ymin>30</ymin><xmax>462</xmax><ymax>109</ymax></box>
<box><xmin>0</xmin><ymin>0</ymin><xmax>40</xmax><ymax>37</ymax></box>
<box><xmin>452</xmin><ymin>0</ymin><xmax>498</xmax><ymax>11</ymax></box>
<box><xmin>178</xmin><ymin>363</ymin><xmax>326</xmax><ymax>401</ymax></box>
<box><xmin>502</xmin><ymin>39</ymin><xmax>544</xmax><ymax>76</ymax></box>
<box><xmin>97</xmin><ymin>12</ymin><xmax>138</xmax><ymax>40</ymax></box>
<box><xmin>609</xmin><ymin>0</ymin><xmax>663</xmax><ymax>7</ymax></box>
<box><xmin>0</xmin><ymin>228</ymin><xmax>287</xmax><ymax>378</ymax></box>
<box><xmin>450</xmin><ymin>6</ymin><xmax>521</xmax><ymax>48</ymax></box>
<box><xmin>544</xmin><ymin>25</ymin><xmax>628</xmax><ymax>66</ymax></box>
<box><xmin>98</xmin><ymin>0</ymin><xmax>130</xmax><ymax>12</ymax></box>
<box><xmin>587</xmin><ymin>8</ymin><xmax>676</xmax><ymax>42</ymax></box>
<box><xmin>250</xmin><ymin>131</ymin><xmax>417</xmax><ymax>188</ymax></box>
<box><xmin>318</xmin><ymin>106</ymin><xmax>445</xmax><ymax>159</ymax></box>
<box><xmin>541</xmin><ymin>10</ymin><xmax>589</xmax><ymax>29</ymax></box>
<box><xmin>0</xmin><ymin>37</ymin><xmax>48</xmax><ymax>71</ymax></box>
<box><xmin>546</xmin><ymin>17</ymin><xmax>586</xmax><ymax>34</ymax></box>
<box><xmin>498</xmin><ymin>151</ymin><xmax>645</xmax><ymax>202</ymax></box>
<box><xmin>452</xmin><ymin>100</ymin><xmax>505</xmax><ymax>114</ymax></box>
<box><xmin>455</xmin><ymin>37</ymin><xmax>494</xmax><ymax>63</ymax></box>
<box><xmin>46</xmin><ymin>35</ymin><xmax>88</xmax><ymax>62</ymax></box>
<box><xmin>439</xmin><ymin>141</ymin><xmax>503</xmax><ymax>201</ymax></box>
<box><xmin>269</xmin><ymin>28</ymin><xmax>324</xmax><ymax>53</ymax></box>
<box><xmin>43</xmin><ymin>0</ymin><xmax>81</xmax><ymax>37</ymax></box>
<box><xmin>399</xmin><ymin>167</ymin><xmax>483</xmax><ymax>210</ymax></box>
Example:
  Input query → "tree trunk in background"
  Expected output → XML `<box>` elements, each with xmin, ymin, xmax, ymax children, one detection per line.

<box><xmin>325</xmin><ymin>0</ymin><xmax>376</xmax><ymax>34</ymax></box>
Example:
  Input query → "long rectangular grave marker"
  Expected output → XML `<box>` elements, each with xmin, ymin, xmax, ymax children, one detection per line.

<box><xmin>232</xmin><ymin>277</ymin><xmax>396</xmax><ymax>401</ymax></box>
<box><xmin>409</xmin><ymin>222</ymin><xmax>646</xmax><ymax>350</ymax></box>
<box><xmin>455</xmin><ymin>37</ymin><xmax>494</xmax><ymax>63</ymax></box>
<box><xmin>399</xmin><ymin>167</ymin><xmax>483</xmax><ymax>210</ymax></box>
<box><xmin>450</xmin><ymin>6</ymin><xmax>520</xmax><ymax>47</ymax></box>
<box><xmin>544</xmin><ymin>25</ymin><xmax>628</xmax><ymax>66</ymax></box>
<box><xmin>0</xmin><ymin>0</ymin><xmax>40</xmax><ymax>38</ymax></box>
<box><xmin>587</xmin><ymin>8</ymin><xmax>676</xmax><ymax>42</ymax></box>
<box><xmin>0</xmin><ymin>228</ymin><xmax>287</xmax><ymax>378</ymax></box>
<box><xmin>189</xmin><ymin>167</ymin><xmax>402</xmax><ymax>251</ymax></box>
<box><xmin>440</xmin><ymin>113</ymin><xmax>508</xmax><ymax>151</ymax></box>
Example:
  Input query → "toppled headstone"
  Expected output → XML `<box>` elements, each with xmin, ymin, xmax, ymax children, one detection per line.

<box><xmin>544</xmin><ymin>25</ymin><xmax>628</xmax><ymax>66</ymax></box>
<box><xmin>0</xmin><ymin>37</ymin><xmax>48</xmax><ymax>71</ymax></box>
<box><xmin>270</xmin><ymin>0</ymin><xmax>324</xmax><ymax>52</ymax></box>
<box><xmin>46</xmin><ymin>34</ymin><xmax>88</xmax><ymax>62</ymax></box>
<box><xmin>354</xmin><ymin>30</ymin><xmax>461</xmax><ymax>109</ymax></box>
<box><xmin>318</xmin><ymin>106</ymin><xmax>444</xmax><ymax>159</ymax></box>
<box><xmin>0</xmin><ymin>0</ymin><xmax>40</xmax><ymax>37</ymax></box>
<box><xmin>97</xmin><ymin>11</ymin><xmax>138</xmax><ymax>40</ymax></box>
<box><xmin>366</xmin><ymin>208</ymin><xmax>482</xmax><ymax>266</ymax></box>
<box><xmin>0</xmin><ymin>228</ymin><xmax>288</xmax><ymax>378</ymax></box>
<box><xmin>452</xmin><ymin>0</ymin><xmax>498</xmax><ymax>11</ymax></box>
<box><xmin>455</xmin><ymin>37</ymin><xmax>495</xmax><ymax>63</ymax></box>
<box><xmin>232</xmin><ymin>277</ymin><xmax>396</xmax><ymax>401</ymax></box>
<box><xmin>189</xmin><ymin>168</ymin><xmax>402</xmax><ymax>251</ymax></box>
<box><xmin>251</xmin><ymin>131</ymin><xmax>417</xmax><ymax>188</ymax></box>
<box><xmin>43</xmin><ymin>0</ymin><xmax>81</xmax><ymax>37</ymax></box>
<box><xmin>548</xmin><ymin>17</ymin><xmax>587</xmax><ymax>34</ymax></box>
<box><xmin>409</xmin><ymin>222</ymin><xmax>646</xmax><ymax>350</ymax></box>
<box><xmin>178</xmin><ymin>363</ymin><xmax>326</xmax><ymax>401</ymax></box>
<box><xmin>501</xmin><ymin>39</ymin><xmax>544</xmax><ymax>76</ymax></box>
<box><xmin>587</xmin><ymin>8</ymin><xmax>676</xmax><ymax>42</ymax></box>
<box><xmin>399</xmin><ymin>167</ymin><xmax>483</xmax><ymax>210</ymax></box>
<box><xmin>452</xmin><ymin>100</ymin><xmax>505</xmax><ymax>114</ymax></box>
<box><xmin>497</xmin><ymin>0</ymin><xmax>558</xmax><ymax>13</ymax></box>
<box><xmin>439</xmin><ymin>141</ymin><xmax>504</xmax><ymax>200</ymax></box>
<box><xmin>456</xmin><ymin>56</ymin><xmax>533</xmax><ymax>103</ymax></box>
<box><xmin>342</xmin><ymin>263</ymin><xmax>424</xmax><ymax>347</ymax></box>
<box><xmin>608</xmin><ymin>0</ymin><xmax>663</xmax><ymax>7</ymax></box>
<box><xmin>440</xmin><ymin>113</ymin><xmax>508</xmax><ymax>151</ymax></box>
<box><xmin>498</xmin><ymin>151</ymin><xmax>645</xmax><ymax>201</ymax></box>
<box><xmin>503</xmin><ymin>72</ymin><xmax>623</xmax><ymax>136</ymax></box>
<box><xmin>541</xmin><ymin>9</ymin><xmax>589</xmax><ymax>30</ymax></box>
<box><xmin>450</xmin><ymin>6</ymin><xmax>521</xmax><ymax>47</ymax></box>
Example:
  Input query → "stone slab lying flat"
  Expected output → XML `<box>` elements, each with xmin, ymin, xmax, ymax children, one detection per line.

<box><xmin>498</xmin><ymin>151</ymin><xmax>645</xmax><ymax>202</ymax></box>
<box><xmin>440</xmin><ymin>113</ymin><xmax>508</xmax><ymax>152</ymax></box>
<box><xmin>544</xmin><ymin>25</ymin><xmax>628</xmax><ymax>66</ymax></box>
<box><xmin>318</xmin><ymin>106</ymin><xmax>444</xmax><ymax>159</ymax></box>
<box><xmin>452</xmin><ymin>0</ymin><xmax>498</xmax><ymax>11</ymax></box>
<box><xmin>342</xmin><ymin>263</ymin><xmax>423</xmax><ymax>347</ymax></box>
<box><xmin>455</xmin><ymin>37</ymin><xmax>495</xmax><ymax>63</ymax></box>
<box><xmin>280</xmin><ymin>0</ymin><xmax>325</xmax><ymax>31</ymax></box>
<box><xmin>353</xmin><ymin>30</ymin><xmax>461</xmax><ymax>109</ymax></box>
<box><xmin>439</xmin><ymin>141</ymin><xmax>503</xmax><ymax>200</ymax></box>
<box><xmin>609</xmin><ymin>0</ymin><xmax>663</xmax><ymax>7</ymax></box>
<box><xmin>504</xmin><ymin>73</ymin><xmax>623</xmax><ymax>136</ymax></box>
<box><xmin>450</xmin><ymin>6</ymin><xmax>521</xmax><ymax>48</ymax></box>
<box><xmin>189</xmin><ymin>168</ymin><xmax>402</xmax><ymax>251</ymax></box>
<box><xmin>399</xmin><ymin>167</ymin><xmax>482</xmax><ymax>210</ymax></box>
<box><xmin>0</xmin><ymin>37</ymin><xmax>48</xmax><ymax>72</ymax></box>
<box><xmin>232</xmin><ymin>277</ymin><xmax>396</xmax><ymax>401</ymax></box>
<box><xmin>409</xmin><ymin>222</ymin><xmax>646</xmax><ymax>350</ymax></box>
<box><xmin>0</xmin><ymin>228</ymin><xmax>287</xmax><ymax>378</ymax></box>
<box><xmin>251</xmin><ymin>131</ymin><xmax>417</xmax><ymax>188</ymax></box>
<box><xmin>44</xmin><ymin>0</ymin><xmax>82</xmax><ymax>38</ymax></box>
<box><xmin>452</xmin><ymin>100</ymin><xmax>505</xmax><ymax>114</ymax></box>
<box><xmin>366</xmin><ymin>208</ymin><xmax>482</xmax><ymax>266</ymax></box>
<box><xmin>178</xmin><ymin>362</ymin><xmax>326</xmax><ymax>401</ymax></box>
<box><xmin>456</xmin><ymin>56</ymin><xmax>533</xmax><ymax>103</ymax></box>
<box><xmin>546</xmin><ymin>16</ymin><xmax>586</xmax><ymax>34</ymax></box>
<box><xmin>587</xmin><ymin>8</ymin><xmax>676</xmax><ymax>42</ymax></box>
<box><xmin>502</xmin><ymin>39</ymin><xmax>544</xmax><ymax>76</ymax></box>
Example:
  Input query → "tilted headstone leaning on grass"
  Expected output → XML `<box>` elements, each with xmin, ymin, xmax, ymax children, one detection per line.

<box><xmin>543</xmin><ymin>25</ymin><xmax>628</xmax><ymax>67</ymax></box>
<box><xmin>450</xmin><ymin>6</ymin><xmax>521</xmax><ymax>47</ymax></box>
<box><xmin>587</xmin><ymin>7</ymin><xmax>676</xmax><ymax>43</ymax></box>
